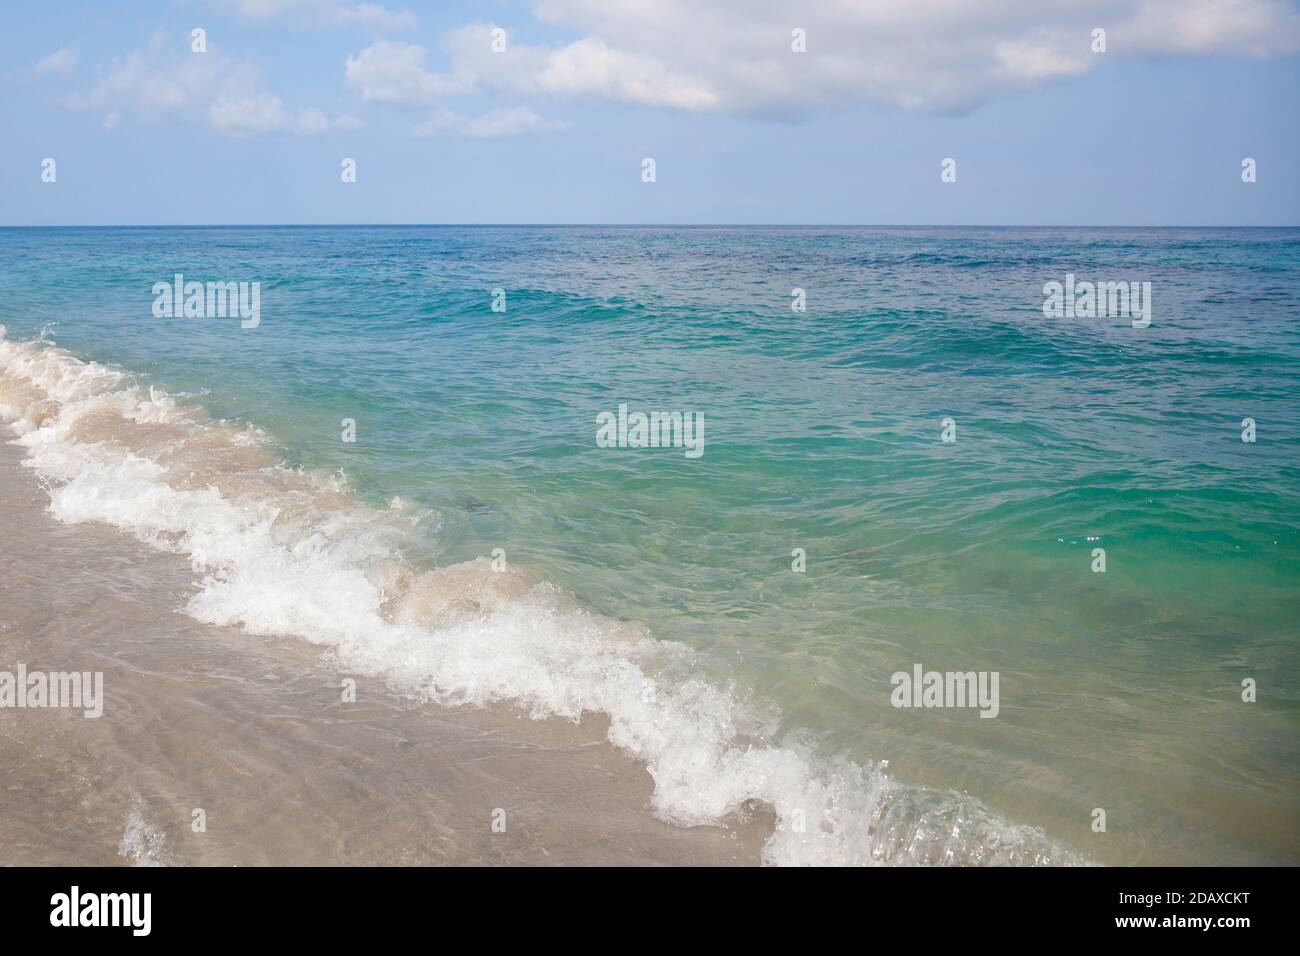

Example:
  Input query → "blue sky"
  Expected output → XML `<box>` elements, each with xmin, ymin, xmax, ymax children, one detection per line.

<box><xmin>2</xmin><ymin>0</ymin><xmax>1298</xmax><ymax>225</ymax></box>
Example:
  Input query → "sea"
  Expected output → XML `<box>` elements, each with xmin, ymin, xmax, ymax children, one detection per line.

<box><xmin>1</xmin><ymin>225</ymin><xmax>1297</xmax><ymax>865</ymax></box>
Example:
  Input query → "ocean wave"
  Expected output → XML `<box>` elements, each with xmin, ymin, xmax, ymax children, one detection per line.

<box><xmin>0</xmin><ymin>325</ymin><xmax>1087</xmax><ymax>866</ymax></box>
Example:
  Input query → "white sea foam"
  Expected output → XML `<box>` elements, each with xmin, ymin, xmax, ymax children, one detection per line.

<box><xmin>0</xmin><ymin>328</ymin><xmax>1086</xmax><ymax>866</ymax></box>
<box><xmin>118</xmin><ymin>794</ymin><xmax>173</xmax><ymax>867</ymax></box>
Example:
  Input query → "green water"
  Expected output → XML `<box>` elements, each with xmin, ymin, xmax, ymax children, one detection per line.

<box><xmin>2</xmin><ymin>225</ymin><xmax>1297</xmax><ymax>863</ymax></box>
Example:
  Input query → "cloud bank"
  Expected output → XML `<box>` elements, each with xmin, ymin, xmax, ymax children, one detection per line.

<box><xmin>347</xmin><ymin>0</ymin><xmax>1300</xmax><ymax>121</ymax></box>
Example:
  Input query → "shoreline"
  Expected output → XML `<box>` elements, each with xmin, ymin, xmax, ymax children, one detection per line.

<box><xmin>0</xmin><ymin>431</ymin><xmax>767</xmax><ymax>866</ymax></box>
<box><xmin>0</xmin><ymin>328</ymin><xmax>1114</xmax><ymax>867</ymax></box>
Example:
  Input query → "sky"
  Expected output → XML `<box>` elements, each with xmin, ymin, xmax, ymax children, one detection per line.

<box><xmin>1</xmin><ymin>0</ymin><xmax>1298</xmax><ymax>226</ymax></box>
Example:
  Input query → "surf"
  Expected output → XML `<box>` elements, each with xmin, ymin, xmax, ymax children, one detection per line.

<box><xmin>0</xmin><ymin>325</ymin><xmax>1086</xmax><ymax>866</ymax></box>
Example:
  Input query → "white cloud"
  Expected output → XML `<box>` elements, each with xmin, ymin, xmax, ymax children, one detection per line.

<box><xmin>66</xmin><ymin>34</ymin><xmax>337</xmax><ymax>137</ymax></box>
<box><xmin>208</xmin><ymin>95</ymin><xmax>333</xmax><ymax>136</ymax></box>
<box><xmin>225</xmin><ymin>0</ymin><xmax>416</xmax><ymax>31</ymax></box>
<box><xmin>451</xmin><ymin>28</ymin><xmax>718</xmax><ymax>111</ymax></box>
<box><xmin>344</xmin><ymin>41</ymin><xmax>471</xmax><ymax>104</ymax></box>
<box><xmin>209</xmin><ymin>92</ymin><xmax>292</xmax><ymax>135</ymax></box>
<box><xmin>465</xmin><ymin>106</ymin><xmax>571</xmax><ymax>137</ymax></box>
<box><xmin>374</xmin><ymin>0</ymin><xmax>1300</xmax><ymax>118</ymax></box>
<box><xmin>69</xmin><ymin>45</ymin><xmax>232</xmax><ymax>114</ymax></box>
<box><xmin>412</xmin><ymin>105</ymin><xmax>572</xmax><ymax>138</ymax></box>
<box><xmin>409</xmin><ymin>107</ymin><xmax>460</xmax><ymax>136</ymax></box>
<box><xmin>348</xmin><ymin>28</ymin><xmax>716</xmax><ymax>112</ymax></box>
<box><xmin>993</xmin><ymin>39</ymin><xmax>1091</xmax><ymax>83</ymax></box>
<box><xmin>34</xmin><ymin>46</ymin><xmax>79</xmax><ymax>76</ymax></box>
<box><xmin>1122</xmin><ymin>0</ymin><xmax>1300</xmax><ymax>55</ymax></box>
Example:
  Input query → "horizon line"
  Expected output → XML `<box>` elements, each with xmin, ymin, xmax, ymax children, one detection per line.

<box><xmin>2</xmin><ymin>223</ymin><xmax>1298</xmax><ymax>230</ymax></box>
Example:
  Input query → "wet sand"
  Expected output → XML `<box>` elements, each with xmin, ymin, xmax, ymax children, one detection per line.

<box><xmin>0</xmin><ymin>432</ymin><xmax>766</xmax><ymax>866</ymax></box>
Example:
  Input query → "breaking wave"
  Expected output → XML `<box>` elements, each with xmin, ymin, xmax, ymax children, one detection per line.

<box><xmin>0</xmin><ymin>326</ymin><xmax>1086</xmax><ymax>866</ymax></box>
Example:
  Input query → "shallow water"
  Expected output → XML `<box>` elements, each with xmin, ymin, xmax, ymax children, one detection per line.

<box><xmin>2</xmin><ymin>225</ymin><xmax>1297</xmax><ymax>864</ymax></box>
<box><xmin>0</xmin><ymin>434</ymin><xmax>768</xmax><ymax>866</ymax></box>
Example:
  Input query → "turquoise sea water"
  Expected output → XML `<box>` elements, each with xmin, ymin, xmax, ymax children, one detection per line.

<box><xmin>2</xmin><ymin>225</ymin><xmax>1298</xmax><ymax>864</ymax></box>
